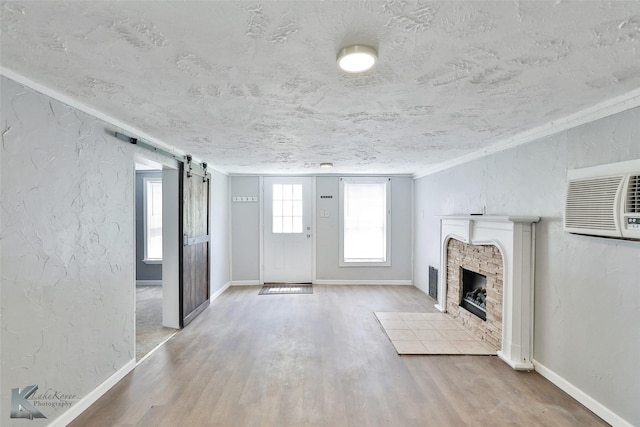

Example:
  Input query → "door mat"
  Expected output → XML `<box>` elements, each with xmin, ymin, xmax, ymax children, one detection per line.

<box><xmin>259</xmin><ymin>285</ymin><xmax>313</xmax><ymax>295</ymax></box>
<box><xmin>375</xmin><ymin>312</ymin><xmax>495</xmax><ymax>355</ymax></box>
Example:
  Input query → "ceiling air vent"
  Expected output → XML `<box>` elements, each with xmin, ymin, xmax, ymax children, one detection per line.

<box><xmin>564</xmin><ymin>159</ymin><xmax>640</xmax><ymax>241</ymax></box>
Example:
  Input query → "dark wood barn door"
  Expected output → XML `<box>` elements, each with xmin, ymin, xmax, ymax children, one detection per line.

<box><xmin>180</xmin><ymin>165</ymin><xmax>210</xmax><ymax>327</ymax></box>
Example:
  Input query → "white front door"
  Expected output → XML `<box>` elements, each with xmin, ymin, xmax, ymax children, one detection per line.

<box><xmin>263</xmin><ymin>177</ymin><xmax>314</xmax><ymax>283</ymax></box>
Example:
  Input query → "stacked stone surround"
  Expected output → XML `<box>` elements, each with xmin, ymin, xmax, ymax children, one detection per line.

<box><xmin>446</xmin><ymin>238</ymin><xmax>503</xmax><ymax>351</ymax></box>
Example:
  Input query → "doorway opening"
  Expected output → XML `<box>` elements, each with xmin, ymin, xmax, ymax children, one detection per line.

<box><xmin>134</xmin><ymin>158</ymin><xmax>178</xmax><ymax>361</ymax></box>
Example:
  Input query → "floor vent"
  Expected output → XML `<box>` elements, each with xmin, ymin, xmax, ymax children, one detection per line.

<box><xmin>428</xmin><ymin>266</ymin><xmax>438</xmax><ymax>300</ymax></box>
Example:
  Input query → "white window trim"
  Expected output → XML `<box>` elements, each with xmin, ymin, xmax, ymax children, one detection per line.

<box><xmin>339</xmin><ymin>177</ymin><xmax>391</xmax><ymax>267</ymax></box>
<box><xmin>142</xmin><ymin>176</ymin><xmax>163</xmax><ymax>264</ymax></box>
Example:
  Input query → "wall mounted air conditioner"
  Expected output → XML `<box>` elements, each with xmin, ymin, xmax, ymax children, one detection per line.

<box><xmin>564</xmin><ymin>159</ymin><xmax>640</xmax><ymax>240</ymax></box>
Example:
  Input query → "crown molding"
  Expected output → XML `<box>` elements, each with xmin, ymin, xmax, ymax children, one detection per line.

<box><xmin>0</xmin><ymin>66</ymin><xmax>229</xmax><ymax>176</ymax></box>
<box><xmin>3</xmin><ymin>65</ymin><xmax>637</xmax><ymax>181</ymax></box>
<box><xmin>413</xmin><ymin>88</ymin><xmax>640</xmax><ymax>180</ymax></box>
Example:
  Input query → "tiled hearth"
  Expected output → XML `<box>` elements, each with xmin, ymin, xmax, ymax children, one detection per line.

<box><xmin>375</xmin><ymin>311</ymin><xmax>494</xmax><ymax>355</ymax></box>
<box><xmin>438</xmin><ymin>215</ymin><xmax>539</xmax><ymax>370</ymax></box>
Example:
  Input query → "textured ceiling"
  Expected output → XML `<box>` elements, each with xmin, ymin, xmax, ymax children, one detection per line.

<box><xmin>1</xmin><ymin>1</ymin><xmax>640</xmax><ymax>175</ymax></box>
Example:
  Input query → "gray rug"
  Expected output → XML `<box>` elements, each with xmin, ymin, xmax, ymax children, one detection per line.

<box><xmin>259</xmin><ymin>284</ymin><xmax>313</xmax><ymax>295</ymax></box>
<box><xmin>136</xmin><ymin>286</ymin><xmax>177</xmax><ymax>361</ymax></box>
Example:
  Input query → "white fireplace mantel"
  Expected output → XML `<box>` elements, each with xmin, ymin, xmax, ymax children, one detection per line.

<box><xmin>438</xmin><ymin>215</ymin><xmax>540</xmax><ymax>370</ymax></box>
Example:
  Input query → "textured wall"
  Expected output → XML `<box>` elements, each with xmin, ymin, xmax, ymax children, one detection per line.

<box><xmin>414</xmin><ymin>107</ymin><xmax>640</xmax><ymax>425</ymax></box>
<box><xmin>135</xmin><ymin>171</ymin><xmax>163</xmax><ymax>281</ymax></box>
<box><xmin>0</xmin><ymin>76</ymin><xmax>135</xmax><ymax>425</ymax></box>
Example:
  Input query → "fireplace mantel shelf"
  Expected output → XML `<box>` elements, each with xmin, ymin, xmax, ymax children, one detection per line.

<box><xmin>438</xmin><ymin>215</ymin><xmax>539</xmax><ymax>371</ymax></box>
<box><xmin>438</xmin><ymin>215</ymin><xmax>540</xmax><ymax>223</ymax></box>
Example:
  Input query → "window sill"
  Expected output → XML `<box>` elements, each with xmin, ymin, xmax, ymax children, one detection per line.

<box><xmin>142</xmin><ymin>259</ymin><xmax>163</xmax><ymax>265</ymax></box>
<box><xmin>339</xmin><ymin>261</ymin><xmax>391</xmax><ymax>267</ymax></box>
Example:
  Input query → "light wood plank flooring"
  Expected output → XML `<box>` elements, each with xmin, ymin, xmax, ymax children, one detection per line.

<box><xmin>70</xmin><ymin>285</ymin><xmax>607</xmax><ymax>427</ymax></box>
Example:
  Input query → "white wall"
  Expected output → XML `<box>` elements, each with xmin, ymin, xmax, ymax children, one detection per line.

<box><xmin>0</xmin><ymin>75</ymin><xmax>232</xmax><ymax>425</ymax></box>
<box><xmin>229</xmin><ymin>175</ymin><xmax>413</xmax><ymax>283</ymax></box>
<box><xmin>414</xmin><ymin>106</ymin><xmax>640</xmax><ymax>426</ymax></box>
<box><xmin>210</xmin><ymin>169</ymin><xmax>231</xmax><ymax>293</ymax></box>
<box><xmin>230</xmin><ymin>176</ymin><xmax>261</xmax><ymax>282</ymax></box>
<box><xmin>0</xmin><ymin>75</ymin><xmax>4</xmax><ymax>425</ymax></box>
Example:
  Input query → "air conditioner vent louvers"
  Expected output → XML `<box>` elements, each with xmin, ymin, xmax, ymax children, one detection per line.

<box><xmin>565</xmin><ymin>177</ymin><xmax>620</xmax><ymax>231</ymax></box>
<box><xmin>564</xmin><ymin>160</ymin><xmax>640</xmax><ymax>240</ymax></box>
<box><xmin>627</xmin><ymin>175</ymin><xmax>640</xmax><ymax>213</ymax></box>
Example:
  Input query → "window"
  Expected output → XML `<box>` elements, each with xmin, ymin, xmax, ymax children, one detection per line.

<box><xmin>340</xmin><ymin>177</ymin><xmax>391</xmax><ymax>266</ymax></box>
<box><xmin>272</xmin><ymin>183</ymin><xmax>303</xmax><ymax>233</ymax></box>
<box><xmin>144</xmin><ymin>177</ymin><xmax>162</xmax><ymax>262</ymax></box>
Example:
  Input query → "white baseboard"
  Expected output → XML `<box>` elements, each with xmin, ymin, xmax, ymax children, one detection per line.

<box><xmin>533</xmin><ymin>359</ymin><xmax>633</xmax><ymax>427</ymax></box>
<box><xmin>231</xmin><ymin>280</ymin><xmax>261</xmax><ymax>286</ymax></box>
<box><xmin>211</xmin><ymin>281</ymin><xmax>231</xmax><ymax>300</ymax></box>
<box><xmin>49</xmin><ymin>359</ymin><xmax>136</xmax><ymax>427</ymax></box>
<box><xmin>313</xmin><ymin>280</ymin><xmax>413</xmax><ymax>285</ymax></box>
<box><xmin>231</xmin><ymin>280</ymin><xmax>413</xmax><ymax>286</ymax></box>
<box><xmin>49</xmin><ymin>281</ymin><xmax>232</xmax><ymax>426</ymax></box>
<box><xmin>136</xmin><ymin>280</ymin><xmax>162</xmax><ymax>286</ymax></box>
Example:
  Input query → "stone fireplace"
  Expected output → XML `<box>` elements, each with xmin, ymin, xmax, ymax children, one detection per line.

<box><xmin>438</xmin><ymin>215</ymin><xmax>539</xmax><ymax>370</ymax></box>
<box><xmin>446</xmin><ymin>240</ymin><xmax>502</xmax><ymax>350</ymax></box>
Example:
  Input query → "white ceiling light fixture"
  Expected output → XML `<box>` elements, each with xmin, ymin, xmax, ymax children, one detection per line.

<box><xmin>337</xmin><ymin>45</ymin><xmax>377</xmax><ymax>73</ymax></box>
<box><xmin>320</xmin><ymin>162</ymin><xmax>334</xmax><ymax>168</ymax></box>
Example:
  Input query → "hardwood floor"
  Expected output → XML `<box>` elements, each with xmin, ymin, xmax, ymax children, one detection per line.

<box><xmin>70</xmin><ymin>285</ymin><xmax>607</xmax><ymax>427</ymax></box>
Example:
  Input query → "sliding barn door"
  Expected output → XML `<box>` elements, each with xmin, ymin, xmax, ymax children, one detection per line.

<box><xmin>180</xmin><ymin>165</ymin><xmax>210</xmax><ymax>327</ymax></box>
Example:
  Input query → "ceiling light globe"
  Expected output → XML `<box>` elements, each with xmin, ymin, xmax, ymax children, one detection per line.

<box><xmin>337</xmin><ymin>45</ymin><xmax>377</xmax><ymax>73</ymax></box>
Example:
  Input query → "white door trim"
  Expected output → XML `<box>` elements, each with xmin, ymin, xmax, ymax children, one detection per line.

<box><xmin>259</xmin><ymin>176</ymin><xmax>264</xmax><ymax>285</ymax></box>
<box><xmin>311</xmin><ymin>176</ymin><xmax>317</xmax><ymax>283</ymax></box>
<box><xmin>261</xmin><ymin>176</ymin><xmax>316</xmax><ymax>283</ymax></box>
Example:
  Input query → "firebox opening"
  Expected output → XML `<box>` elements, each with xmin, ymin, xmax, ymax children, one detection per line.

<box><xmin>460</xmin><ymin>268</ymin><xmax>487</xmax><ymax>321</ymax></box>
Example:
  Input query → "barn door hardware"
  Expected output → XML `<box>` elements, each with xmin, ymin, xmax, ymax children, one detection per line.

<box><xmin>185</xmin><ymin>154</ymin><xmax>193</xmax><ymax>178</ymax></box>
